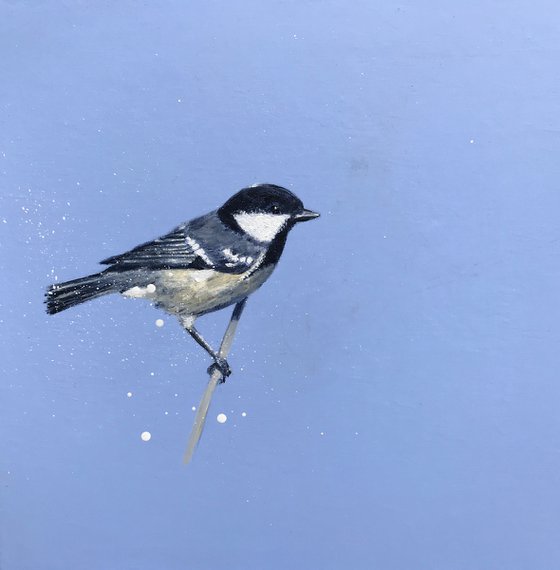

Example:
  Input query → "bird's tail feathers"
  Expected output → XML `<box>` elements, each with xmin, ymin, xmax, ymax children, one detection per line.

<box><xmin>45</xmin><ymin>271</ymin><xmax>122</xmax><ymax>314</ymax></box>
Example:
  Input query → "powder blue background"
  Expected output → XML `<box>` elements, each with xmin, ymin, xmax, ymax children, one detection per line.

<box><xmin>2</xmin><ymin>1</ymin><xmax>560</xmax><ymax>569</ymax></box>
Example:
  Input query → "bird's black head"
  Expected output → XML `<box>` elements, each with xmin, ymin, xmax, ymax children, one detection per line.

<box><xmin>218</xmin><ymin>183</ymin><xmax>319</xmax><ymax>243</ymax></box>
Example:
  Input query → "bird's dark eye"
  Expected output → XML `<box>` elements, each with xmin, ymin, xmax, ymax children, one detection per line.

<box><xmin>272</xmin><ymin>204</ymin><xmax>280</xmax><ymax>214</ymax></box>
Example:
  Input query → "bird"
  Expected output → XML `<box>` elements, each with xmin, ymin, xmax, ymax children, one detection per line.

<box><xmin>45</xmin><ymin>183</ymin><xmax>320</xmax><ymax>379</ymax></box>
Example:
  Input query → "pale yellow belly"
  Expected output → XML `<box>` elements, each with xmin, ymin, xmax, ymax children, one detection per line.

<box><xmin>124</xmin><ymin>266</ymin><xmax>275</xmax><ymax>317</ymax></box>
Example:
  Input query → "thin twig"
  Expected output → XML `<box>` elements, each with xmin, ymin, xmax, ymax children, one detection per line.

<box><xmin>183</xmin><ymin>298</ymin><xmax>248</xmax><ymax>464</ymax></box>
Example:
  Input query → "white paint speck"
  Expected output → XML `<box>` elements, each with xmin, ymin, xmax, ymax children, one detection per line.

<box><xmin>469</xmin><ymin>139</ymin><xmax>475</xmax><ymax>144</ymax></box>
<box><xmin>122</xmin><ymin>286</ymin><xmax>146</xmax><ymax>298</ymax></box>
<box><xmin>217</xmin><ymin>413</ymin><xmax>227</xmax><ymax>424</ymax></box>
<box><xmin>127</xmin><ymin>392</ymin><xmax>133</xmax><ymax>398</ymax></box>
<box><xmin>191</xmin><ymin>406</ymin><xmax>196</xmax><ymax>411</ymax></box>
<box><xmin>141</xmin><ymin>431</ymin><xmax>151</xmax><ymax>441</ymax></box>
<box><xmin>146</xmin><ymin>283</ymin><xmax>156</xmax><ymax>293</ymax></box>
<box><xmin>320</xmin><ymin>432</ymin><xmax>325</xmax><ymax>436</ymax></box>
<box><xmin>241</xmin><ymin>412</ymin><xmax>247</xmax><ymax>417</ymax></box>
<box><xmin>155</xmin><ymin>318</ymin><xmax>164</xmax><ymax>327</ymax></box>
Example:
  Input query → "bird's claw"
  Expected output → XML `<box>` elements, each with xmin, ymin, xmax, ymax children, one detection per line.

<box><xmin>207</xmin><ymin>357</ymin><xmax>232</xmax><ymax>383</ymax></box>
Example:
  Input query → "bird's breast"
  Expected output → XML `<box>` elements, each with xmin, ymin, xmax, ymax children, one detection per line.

<box><xmin>147</xmin><ymin>264</ymin><xmax>275</xmax><ymax>316</ymax></box>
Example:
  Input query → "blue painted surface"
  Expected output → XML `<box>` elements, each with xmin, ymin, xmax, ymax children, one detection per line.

<box><xmin>2</xmin><ymin>1</ymin><xmax>560</xmax><ymax>568</ymax></box>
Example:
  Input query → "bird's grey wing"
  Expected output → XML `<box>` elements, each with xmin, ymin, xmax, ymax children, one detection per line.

<box><xmin>99</xmin><ymin>224</ymin><xmax>208</xmax><ymax>270</ymax></box>
<box><xmin>100</xmin><ymin>213</ymin><xmax>262</xmax><ymax>273</ymax></box>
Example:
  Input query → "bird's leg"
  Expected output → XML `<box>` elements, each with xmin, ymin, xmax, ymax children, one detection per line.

<box><xmin>208</xmin><ymin>297</ymin><xmax>248</xmax><ymax>382</ymax></box>
<box><xmin>180</xmin><ymin>316</ymin><xmax>232</xmax><ymax>379</ymax></box>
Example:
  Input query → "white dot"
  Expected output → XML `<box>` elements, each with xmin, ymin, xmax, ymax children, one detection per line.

<box><xmin>126</xmin><ymin>392</ymin><xmax>132</xmax><ymax>398</ymax></box>
<box><xmin>217</xmin><ymin>413</ymin><xmax>227</xmax><ymax>424</ymax></box>
<box><xmin>141</xmin><ymin>431</ymin><xmax>151</xmax><ymax>441</ymax></box>
<box><xmin>155</xmin><ymin>319</ymin><xmax>164</xmax><ymax>327</ymax></box>
<box><xmin>469</xmin><ymin>139</ymin><xmax>475</xmax><ymax>144</ymax></box>
<box><xmin>191</xmin><ymin>406</ymin><xmax>196</xmax><ymax>411</ymax></box>
<box><xmin>146</xmin><ymin>284</ymin><xmax>156</xmax><ymax>293</ymax></box>
<box><xmin>241</xmin><ymin>412</ymin><xmax>247</xmax><ymax>417</ymax></box>
<box><xmin>320</xmin><ymin>432</ymin><xmax>325</xmax><ymax>436</ymax></box>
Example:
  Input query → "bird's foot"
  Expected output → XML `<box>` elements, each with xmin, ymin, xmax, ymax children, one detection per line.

<box><xmin>207</xmin><ymin>357</ymin><xmax>232</xmax><ymax>383</ymax></box>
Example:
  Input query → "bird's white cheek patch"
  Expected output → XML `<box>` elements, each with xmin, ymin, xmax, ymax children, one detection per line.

<box><xmin>233</xmin><ymin>212</ymin><xmax>290</xmax><ymax>242</ymax></box>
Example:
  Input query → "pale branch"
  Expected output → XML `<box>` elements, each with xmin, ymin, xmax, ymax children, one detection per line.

<box><xmin>183</xmin><ymin>297</ymin><xmax>248</xmax><ymax>464</ymax></box>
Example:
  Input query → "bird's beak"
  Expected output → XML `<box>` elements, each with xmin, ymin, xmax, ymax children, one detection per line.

<box><xmin>294</xmin><ymin>208</ymin><xmax>320</xmax><ymax>222</ymax></box>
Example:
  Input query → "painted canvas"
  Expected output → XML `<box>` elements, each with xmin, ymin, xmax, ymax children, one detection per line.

<box><xmin>2</xmin><ymin>1</ymin><xmax>560</xmax><ymax>569</ymax></box>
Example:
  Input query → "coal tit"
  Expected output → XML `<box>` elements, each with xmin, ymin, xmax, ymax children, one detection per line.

<box><xmin>46</xmin><ymin>184</ymin><xmax>320</xmax><ymax>378</ymax></box>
